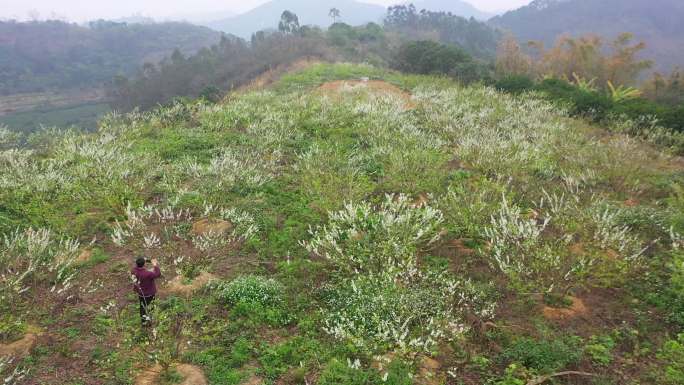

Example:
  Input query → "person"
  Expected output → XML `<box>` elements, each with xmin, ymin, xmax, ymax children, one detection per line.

<box><xmin>131</xmin><ymin>257</ymin><xmax>161</xmax><ymax>326</ymax></box>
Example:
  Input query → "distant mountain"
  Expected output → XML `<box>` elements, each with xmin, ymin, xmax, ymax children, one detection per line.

<box><xmin>0</xmin><ymin>20</ymin><xmax>222</xmax><ymax>95</ymax></box>
<box><xmin>407</xmin><ymin>0</ymin><xmax>493</xmax><ymax>20</ymax></box>
<box><xmin>206</xmin><ymin>0</ymin><xmax>387</xmax><ymax>38</ymax></box>
<box><xmin>168</xmin><ymin>10</ymin><xmax>237</xmax><ymax>24</ymax></box>
<box><xmin>112</xmin><ymin>15</ymin><xmax>156</xmax><ymax>24</ymax></box>
<box><xmin>490</xmin><ymin>0</ymin><xmax>684</xmax><ymax>72</ymax></box>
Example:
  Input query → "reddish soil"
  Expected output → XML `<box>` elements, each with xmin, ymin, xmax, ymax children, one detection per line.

<box><xmin>161</xmin><ymin>272</ymin><xmax>217</xmax><ymax>297</ymax></box>
<box><xmin>316</xmin><ymin>80</ymin><xmax>415</xmax><ymax>109</ymax></box>
<box><xmin>191</xmin><ymin>218</ymin><xmax>233</xmax><ymax>236</ymax></box>
<box><xmin>415</xmin><ymin>355</ymin><xmax>445</xmax><ymax>385</ymax></box>
<box><xmin>0</xmin><ymin>326</ymin><xmax>40</xmax><ymax>358</ymax></box>
<box><xmin>234</xmin><ymin>58</ymin><xmax>323</xmax><ymax>94</ymax></box>
<box><xmin>542</xmin><ymin>296</ymin><xmax>589</xmax><ymax>320</ymax></box>
<box><xmin>135</xmin><ymin>363</ymin><xmax>207</xmax><ymax>385</ymax></box>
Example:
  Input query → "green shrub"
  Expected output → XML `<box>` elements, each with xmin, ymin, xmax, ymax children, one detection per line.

<box><xmin>501</xmin><ymin>336</ymin><xmax>583</xmax><ymax>374</ymax></box>
<box><xmin>495</xmin><ymin>75</ymin><xmax>534</xmax><ymax>94</ymax></box>
<box><xmin>317</xmin><ymin>359</ymin><xmax>413</xmax><ymax>385</ymax></box>
<box><xmin>536</xmin><ymin>78</ymin><xmax>613</xmax><ymax>118</ymax></box>
<box><xmin>258</xmin><ymin>337</ymin><xmax>320</xmax><ymax>380</ymax></box>
<box><xmin>585</xmin><ymin>335</ymin><xmax>616</xmax><ymax>366</ymax></box>
<box><xmin>393</xmin><ymin>40</ymin><xmax>471</xmax><ymax>76</ymax></box>
<box><xmin>318</xmin><ymin>359</ymin><xmax>378</xmax><ymax>385</ymax></box>
<box><xmin>493</xmin><ymin>364</ymin><xmax>527</xmax><ymax>385</ymax></box>
<box><xmin>191</xmin><ymin>347</ymin><xmax>246</xmax><ymax>385</ymax></box>
<box><xmin>0</xmin><ymin>314</ymin><xmax>27</xmax><ymax>342</ymax></box>
<box><xmin>657</xmin><ymin>333</ymin><xmax>684</xmax><ymax>384</ymax></box>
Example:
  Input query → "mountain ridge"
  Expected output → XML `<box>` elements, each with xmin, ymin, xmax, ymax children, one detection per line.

<box><xmin>409</xmin><ymin>0</ymin><xmax>493</xmax><ymax>20</ymax></box>
<box><xmin>206</xmin><ymin>0</ymin><xmax>493</xmax><ymax>38</ymax></box>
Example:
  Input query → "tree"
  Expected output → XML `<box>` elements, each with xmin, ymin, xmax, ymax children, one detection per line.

<box><xmin>329</xmin><ymin>8</ymin><xmax>341</xmax><ymax>24</ymax></box>
<box><xmin>278</xmin><ymin>10</ymin><xmax>300</xmax><ymax>34</ymax></box>
<box><xmin>393</xmin><ymin>40</ymin><xmax>472</xmax><ymax>76</ymax></box>
<box><xmin>495</xmin><ymin>34</ymin><xmax>532</xmax><ymax>76</ymax></box>
<box><xmin>514</xmin><ymin>32</ymin><xmax>652</xmax><ymax>88</ymax></box>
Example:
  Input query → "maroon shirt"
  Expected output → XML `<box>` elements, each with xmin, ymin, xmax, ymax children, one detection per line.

<box><xmin>132</xmin><ymin>265</ymin><xmax>161</xmax><ymax>297</ymax></box>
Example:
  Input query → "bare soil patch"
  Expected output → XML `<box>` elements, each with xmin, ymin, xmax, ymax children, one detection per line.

<box><xmin>0</xmin><ymin>326</ymin><xmax>41</xmax><ymax>358</ymax></box>
<box><xmin>542</xmin><ymin>296</ymin><xmax>588</xmax><ymax>320</ymax></box>
<box><xmin>135</xmin><ymin>363</ymin><xmax>207</xmax><ymax>385</ymax></box>
<box><xmin>415</xmin><ymin>355</ymin><xmax>445</xmax><ymax>385</ymax></box>
<box><xmin>234</xmin><ymin>58</ymin><xmax>323</xmax><ymax>94</ymax></box>
<box><xmin>76</xmin><ymin>248</ymin><xmax>93</xmax><ymax>263</ymax></box>
<box><xmin>242</xmin><ymin>375</ymin><xmax>264</xmax><ymax>385</ymax></box>
<box><xmin>161</xmin><ymin>272</ymin><xmax>217</xmax><ymax>297</ymax></box>
<box><xmin>191</xmin><ymin>219</ymin><xmax>233</xmax><ymax>237</ymax></box>
<box><xmin>316</xmin><ymin>80</ymin><xmax>415</xmax><ymax>109</ymax></box>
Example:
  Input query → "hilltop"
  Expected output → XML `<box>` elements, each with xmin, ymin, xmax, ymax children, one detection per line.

<box><xmin>1</xmin><ymin>63</ymin><xmax>684</xmax><ymax>384</ymax></box>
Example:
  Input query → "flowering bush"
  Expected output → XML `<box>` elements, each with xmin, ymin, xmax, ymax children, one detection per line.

<box><xmin>322</xmin><ymin>271</ymin><xmax>494</xmax><ymax>353</ymax></box>
<box><xmin>482</xmin><ymin>195</ymin><xmax>594</xmax><ymax>293</ymax></box>
<box><xmin>212</xmin><ymin>275</ymin><xmax>284</xmax><ymax>308</ymax></box>
<box><xmin>305</xmin><ymin>195</ymin><xmax>495</xmax><ymax>353</ymax></box>
<box><xmin>302</xmin><ymin>194</ymin><xmax>444</xmax><ymax>275</ymax></box>
<box><xmin>0</xmin><ymin>227</ymin><xmax>79</xmax><ymax>300</ymax></box>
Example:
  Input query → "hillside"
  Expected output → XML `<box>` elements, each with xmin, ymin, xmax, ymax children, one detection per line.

<box><xmin>206</xmin><ymin>0</ymin><xmax>387</xmax><ymax>38</ymax></box>
<box><xmin>0</xmin><ymin>19</ymin><xmax>222</xmax><ymax>95</ymax></box>
<box><xmin>490</xmin><ymin>0</ymin><xmax>684</xmax><ymax>72</ymax></box>
<box><xmin>1</xmin><ymin>63</ymin><xmax>684</xmax><ymax>384</ymax></box>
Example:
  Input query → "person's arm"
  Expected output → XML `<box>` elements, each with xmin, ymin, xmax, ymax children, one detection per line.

<box><xmin>151</xmin><ymin>259</ymin><xmax>161</xmax><ymax>278</ymax></box>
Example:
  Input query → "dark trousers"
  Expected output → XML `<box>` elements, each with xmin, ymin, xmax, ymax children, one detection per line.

<box><xmin>139</xmin><ymin>295</ymin><xmax>155</xmax><ymax>325</ymax></box>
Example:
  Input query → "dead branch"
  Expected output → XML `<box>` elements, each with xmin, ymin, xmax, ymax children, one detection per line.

<box><xmin>527</xmin><ymin>371</ymin><xmax>596</xmax><ymax>385</ymax></box>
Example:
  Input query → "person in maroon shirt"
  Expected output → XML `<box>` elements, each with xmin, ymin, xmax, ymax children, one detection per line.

<box><xmin>132</xmin><ymin>257</ymin><xmax>161</xmax><ymax>326</ymax></box>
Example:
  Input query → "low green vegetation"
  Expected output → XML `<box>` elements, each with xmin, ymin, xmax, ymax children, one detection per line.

<box><xmin>1</xmin><ymin>63</ymin><xmax>683</xmax><ymax>384</ymax></box>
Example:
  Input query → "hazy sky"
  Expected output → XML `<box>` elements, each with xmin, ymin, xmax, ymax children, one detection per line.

<box><xmin>2</xmin><ymin>0</ymin><xmax>532</xmax><ymax>22</ymax></box>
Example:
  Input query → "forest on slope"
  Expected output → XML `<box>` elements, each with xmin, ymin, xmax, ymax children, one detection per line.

<box><xmin>107</xmin><ymin>6</ymin><xmax>501</xmax><ymax>111</ymax></box>
<box><xmin>0</xmin><ymin>19</ymin><xmax>222</xmax><ymax>95</ymax></box>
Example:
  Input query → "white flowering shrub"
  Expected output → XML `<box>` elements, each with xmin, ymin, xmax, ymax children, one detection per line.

<box><xmin>302</xmin><ymin>194</ymin><xmax>444</xmax><ymax>275</ymax></box>
<box><xmin>0</xmin><ymin>228</ymin><xmax>79</xmax><ymax>301</ymax></box>
<box><xmin>212</xmin><ymin>275</ymin><xmax>284</xmax><ymax>307</ymax></box>
<box><xmin>483</xmin><ymin>195</ymin><xmax>596</xmax><ymax>293</ymax></box>
<box><xmin>207</xmin><ymin>148</ymin><xmax>279</xmax><ymax>188</ymax></box>
<box><xmin>305</xmin><ymin>194</ymin><xmax>495</xmax><ymax>353</ymax></box>
<box><xmin>590</xmin><ymin>206</ymin><xmax>648</xmax><ymax>259</ymax></box>
<box><xmin>484</xmin><ymin>196</ymin><xmax>550</xmax><ymax>273</ymax></box>
<box><xmin>322</xmin><ymin>271</ymin><xmax>494</xmax><ymax>353</ymax></box>
<box><xmin>197</xmin><ymin>204</ymin><xmax>260</xmax><ymax>247</ymax></box>
<box><xmin>0</xmin><ymin>357</ymin><xmax>29</xmax><ymax>385</ymax></box>
<box><xmin>0</xmin><ymin>126</ymin><xmax>21</xmax><ymax>149</ymax></box>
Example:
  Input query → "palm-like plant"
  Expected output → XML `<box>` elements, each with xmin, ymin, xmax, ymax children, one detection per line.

<box><xmin>607</xmin><ymin>80</ymin><xmax>642</xmax><ymax>103</ymax></box>
<box><xmin>571</xmin><ymin>72</ymin><xmax>597</xmax><ymax>92</ymax></box>
<box><xmin>328</xmin><ymin>8</ymin><xmax>341</xmax><ymax>24</ymax></box>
